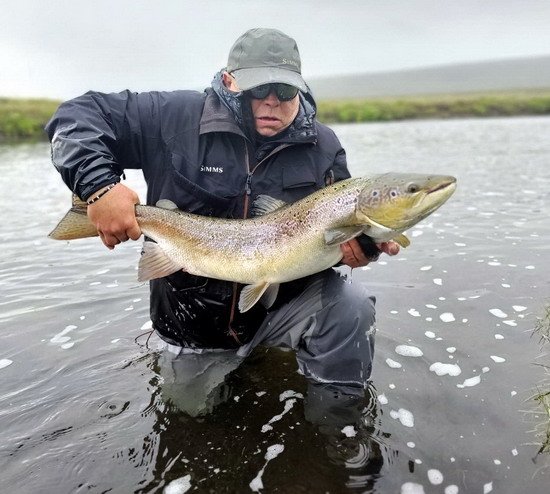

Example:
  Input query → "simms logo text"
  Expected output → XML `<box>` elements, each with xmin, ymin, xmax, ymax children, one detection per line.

<box><xmin>200</xmin><ymin>165</ymin><xmax>224</xmax><ymax>173</ymax></box>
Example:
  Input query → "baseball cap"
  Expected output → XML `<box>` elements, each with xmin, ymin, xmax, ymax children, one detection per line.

<box><xmin>227</xmin><ymin>28</ymin><xmax>308</xmax><ymax>93</ymax></box>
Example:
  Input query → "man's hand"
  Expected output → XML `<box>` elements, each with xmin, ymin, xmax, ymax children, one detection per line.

<box><xmin>340</xmin><ymin>239</ymin><xmax>400</xmax><ymax>268</ymax></box>
<box><xmin>87</xmin><ymin>183</ymin><xmax>141</xmax><ymax>249</ymax></box>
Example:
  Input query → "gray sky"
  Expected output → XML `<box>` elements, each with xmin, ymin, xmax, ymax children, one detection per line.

<box><xmin>2</xmin><ymin>0</ymin><xmax>549</xmax><ymax>100</ymax></box>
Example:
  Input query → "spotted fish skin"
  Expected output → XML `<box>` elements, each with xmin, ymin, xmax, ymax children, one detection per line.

<box><xmin>49</xmin><ymin>173</ymin><xmax>457</xmax><ymax>311</ymax></box>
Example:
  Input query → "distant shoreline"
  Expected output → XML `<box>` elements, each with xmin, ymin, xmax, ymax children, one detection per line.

<box><xmin>2</xmin><ymin>91</ymin><xmax>550</xmax><ymax>142</ymax></box>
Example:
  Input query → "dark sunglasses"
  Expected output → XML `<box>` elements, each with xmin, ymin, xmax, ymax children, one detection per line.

<box><xmin>248</xmin><ymin>83</ymin><xmax>299</xmax><ymax>102</ymax></box>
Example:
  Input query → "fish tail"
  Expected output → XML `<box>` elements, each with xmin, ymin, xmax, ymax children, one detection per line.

<box><xmin>48</xmin><ymin>195</ymin><xmax>98</xmax><ymax>240</ymax></box>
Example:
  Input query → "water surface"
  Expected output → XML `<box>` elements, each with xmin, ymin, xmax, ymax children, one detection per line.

<box><xmin>1</xmin><ymin>116</ymin><xmax>549</xmax><ymax>493</ymax></box>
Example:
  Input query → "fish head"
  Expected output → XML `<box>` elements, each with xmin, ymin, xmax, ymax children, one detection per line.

<box><xmin>356</xmin><ymin>173</ymin><xmax>457</xmax><ymax>231</ymax></box>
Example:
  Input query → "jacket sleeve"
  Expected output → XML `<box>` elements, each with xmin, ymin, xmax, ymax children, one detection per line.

<box><xmin>45</xmin><ymin>90</ymin><xmax>158</xmax><ymax>200</ymax></box>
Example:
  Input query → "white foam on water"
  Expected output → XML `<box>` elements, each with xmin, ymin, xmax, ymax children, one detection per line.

<box><xmin>390</xmin><ymin>408</ymin><xmax>414</xmax><ymax>427</ymax></box>
<box><xmin>427</xmin><ymin>469</ymin><xmax>443</xmax><ymax>485</ymax></box>
<box><xmin>430</xmin><ymin>363</ymin><xmax>462</xmax><ymax>376</ymax></box>
<box><xmin>400</xmin><ymin>482</ymin><xmax>425</xmax><ymax>493</ymax></box>
<box><xmin>426</xmin><ymin>317</ymin><xmax>433</xmax><ymax>322</ymax></box>
<box><xmin>124</xmin><ymin>306</ymin><xmax>134</xmax><ymax>311</ymax></box>
<box><xmin>426</xmin><ymin>304</ymin><xmax>437</xmax><ymax>309</ymax></box>
<box><xmin>446</xmin><ymin>347</ymin><xmax>456</xmax><ymax>353</ymax></box>
<box><xmin>445</xmin><ymin>486</ymin><xmax>459</xmax><ymax>494</ymax></box>
<box><xmin>525</xmin><ymin>265</ymin><xmax>535</xmax><ymax>270</ymax></box>
<box><xmin>482</xmin><ymin>367</ymin><xmax>490</xmax><ymax>373</ymax></box>
<box><xmin>386</xmin><ymin>358</ymin><xmax>402</xmax><ymax>369</ymax></box>
<box><xmin>279</xmin><ymin>390</ymin><xmax>303</xmax><ymax>401</ymax></box>
<box><xmin>433</xmin><ymin>278</ymin><xmax>442</xmax><ymax>285</ymax></box>
<box><xmin>256</xmin><ymin>391</ymin><xmax>266</xmax><ymax>397</ymax></box>
<box><xmin>425</xmin><ymin>331</ymin><xmax>436</xmax><ymax>339</ymax></box>
<box><xmin>407</xmin><ymin>442</ymin><xmax>416</xmax><ymax>448</ymax></box>
<box><xmin>512</xmin><ymin>305</ymin><xmax>527</xmax><ymax>312</ymax></box>
<box><xmin>511</xmin><ymin>391</ymin><xmax>517</xmax><ymax>396</ymax></box>
<box><xmin>489</xmin><ymin>308</ymin><xmax>507</xmax><ymax>319</ymax></box>
<box><xmin>96</xmin><ymin>268</ymin><xmax>110</xmax><ymax>275</ymax></box>
<box><xmin>440</xmin><ymin>313</ymin><xmax>455</xmax><ymax>322</ymax></box>
<box><xmin>250</xmin><ymin>444</ymin><xmax>285</xmax><ymax>493</ymax></box>
<box><xmin>378</xmin><ymin>394</ymin><xmax>388</xmax><ymax>405</ymax></box>
<box><xmin>493</xmin><ymin>459</ymin><xmax>501</xmax><ymax>465</ymax></box>
<box><xmin>389</xmin><ymin>384</ymin><xmax>396</xmax><ymax>389</ymax></box>
<box><xmin>420</xmin><ymin>265</ymin><xmax>432</xmax><ymax>271</ymax></box>
<box><xmin>50</xmin><ymin>325</ymin><xmax>77</xmax><ymax>344</ymax></box>
<box><xmin>490</xmin><ymin>356</ymin><xmax>506</xmax><ymax>363</ymax></box>
<box><xmin>457</xmin><ymin>375</ymin><xmax>482</xmax><ymax>388</ymax></box>
<box><xmin>395</xmin><ymin>345</ymin><xmax>423</xmax><ymax>357</ymax></box>
<box><xmin>163</xmin><ymin>474</ymin><xmax>191</xmax><ymax>494</ymax></box>
<box><xmin>111</xmin><ymin>339</ymin><xmax>120</xmax><ymax>343</ymax></box>
<box><xmin>261</xmin><ymin>399</ymin><xmax>297</xmax><ymax>433</ymax></box>
<box><xmin>512</xmin><ymin>448</ymin><xmax>518</xmax><ymax>456</ymax></box>
<box><xmin>494</xmin><ymin>334</ymin><xmax>504</xmax><ymax>340</ymax></box>
<box><xmin>408</xmin><ymin>308</ymin><xmax>421</xmax><ymax>317</ymax></box>
<box><xmin>342</xmin><ymin>425</ymin><xmax>356</xmax><ymax>437</ymax></box>
<box><xmin>484</xmin><ymin>481</ymin><xmax>493</xmax><ymax>493</ymax></box>
<box><xmin>61</xmin><ymin>342</ymin><xmax>75</xmax><ymax>350</ymax></box>
<box><xmin>0</xmin><ymin>359</ymin><xmax>13</xmax><ymax>369</ymax></box>
<box><xmin>140</xmin><ymin>320</ymin><xmax>153</xmax><ymax>330</ymax></box>
<box><xmin>503</xmin><ymin>320</ymin><xmax>517</xmax><ymax>327</ymax></box>
<box><xmin>501</xmin><ymin>283</ymin><xmax>510</xmax><ymax>288</ymax></box>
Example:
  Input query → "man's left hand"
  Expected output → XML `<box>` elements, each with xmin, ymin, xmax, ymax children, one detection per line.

<box><xmin>340</xmin><ymin>239</ymin><xmax>400</xmax><ymax>268</ymax></box>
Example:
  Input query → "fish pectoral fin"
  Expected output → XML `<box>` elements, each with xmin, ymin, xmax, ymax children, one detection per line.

<box><xmin>394</xmin><ymin>233</ymin><xmax>411</xmax><ymax>248</ymax></box>
<box><xmin>260</xmin><ymin>283</ymin><xmax>279</xmax><ymax>310</ymax></box>
<box><xmin>239</xmin><ymin>282</ymin><xmax>272</xmax><ymax>313</ymax></box>
<box><xmin>137</xmin><ymin>241</ymin><xmax>182</xmax><ymax>282</ymax></box>
<box><xmin>324</xmin><ymin>226</ymin><xmax>365</xmax><ymax>246</ymax></box>
<box><xmin>252</xmin><ymin>195</ymin><xmax>287</xmax><ymax>216</ymax></box>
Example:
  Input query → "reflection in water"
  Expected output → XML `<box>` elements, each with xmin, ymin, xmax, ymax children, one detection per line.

<box><xmin>135</xmin><ymin>347</ymin><xmax>391</xmax><ymax>493</ymax></box>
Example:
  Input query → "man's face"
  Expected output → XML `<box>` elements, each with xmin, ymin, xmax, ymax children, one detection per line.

<box><xmin>224</xmin><ymin>73</ymin><xmax>300</xmax><ymax>137</ymax></box>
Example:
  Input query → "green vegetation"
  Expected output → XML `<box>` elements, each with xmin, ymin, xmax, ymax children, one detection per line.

<box><xmin>2</xmin><ymin>91</ymin><xmax>550</xmax><ymax>141</ymax></box>
<box><xmin>317</xmin><ymin>90</ymin><xmax>550</xmax><ymax>123</ymax></box>
<box><xmin>532</xmin><ymin>302</ymin><xmax>550</xmax><ymax>459</ymax></box>
<box><xmin>0</xmin><ymin>98</ymin><xmax>60</xmax><ymax>142</ymax></box>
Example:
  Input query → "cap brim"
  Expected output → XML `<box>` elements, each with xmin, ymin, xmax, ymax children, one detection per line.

<box><xmin>232</xmin><ymin>67</ymin><xmax>308</xmax><ymax>93</ymax></box>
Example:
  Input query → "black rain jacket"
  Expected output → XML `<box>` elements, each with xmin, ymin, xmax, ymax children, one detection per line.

<box><xmin>46</xmin><ymin>81</ymin><xmax>350</xmax><ymax>348</ymax></box>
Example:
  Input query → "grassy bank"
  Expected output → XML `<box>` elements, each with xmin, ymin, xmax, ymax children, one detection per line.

<box><xmin>2</xmin><ymin>91</ymin><xmax>550</xmax><ymax>141</ymax></box>
<box><xmin>317</xmin><ymin>90</ymin><xmax>550</xmax><ymax>123</ymax></box>
<box><xmin>0</xmin><ymin>98</ymin><xmax>60</xmax><ymax>142</ymax></box>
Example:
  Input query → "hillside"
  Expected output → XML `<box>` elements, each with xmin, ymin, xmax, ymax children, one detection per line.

<box><xmin>308</xmin><ymin>55</ymin><xmax>550</xmax><ymax>100</ymax></box>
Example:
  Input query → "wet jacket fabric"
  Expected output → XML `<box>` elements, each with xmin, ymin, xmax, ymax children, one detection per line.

<box><xmin>46</xmin><ymin>80</ymin><xmax>350</xmax><ymax>349</ymax></box>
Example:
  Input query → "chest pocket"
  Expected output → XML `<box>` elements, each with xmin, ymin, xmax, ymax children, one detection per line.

<box><xmin>170</xmin><ymin>152</ymin><xmax>237</xmax><ymax>216</ymax></box>
<box><xmin>280</xmin><ymin>165</ymin><xmax>321</xmax><ymax>202</ymax></box>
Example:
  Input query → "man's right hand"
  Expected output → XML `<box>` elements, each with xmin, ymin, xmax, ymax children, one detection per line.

<box><xmin>87</xmin><ymin>183</ymin><xmax>141</xmax><ymax>249</ymax></box>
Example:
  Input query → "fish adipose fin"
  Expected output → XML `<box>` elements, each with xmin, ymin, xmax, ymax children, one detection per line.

<box><xmin>156</xmin><ymin>199</ymin><xmax>181</xmax><ymax>211</ymax></box>
<box><xmin>48</xmin><ymin>195</ymin><xmax>98</xmax><ymax>240</ymax></box>
<box><xmin>239</xmin><ymin>282</ymin><xmax>279</xmax><ymax>313</ymax></box>
<box><xmin>137</xmin><ymin>241</ymin><xmax>182</xmax><ymax>282</ymax></box>
<box><xmin>252</xmin><ymin>195</ymin><xmax>287</xmax><ymax>216</ymax></box>
<box><xmin>324</xmin><ymin>226</ymin><xmax>364</xmax><ymax>246</ymax></box>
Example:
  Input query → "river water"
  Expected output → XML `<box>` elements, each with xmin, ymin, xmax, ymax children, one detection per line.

<box><xmin>1</xmin><ymin>117</ymin><xmax>549</xmax><ymax>493</ymax></box>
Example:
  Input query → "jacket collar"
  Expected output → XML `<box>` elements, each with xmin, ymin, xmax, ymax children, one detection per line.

<box><xmin>199</xmin><ymin>70</ymin><xmax>318</xmax><ymax>147</ymax></box>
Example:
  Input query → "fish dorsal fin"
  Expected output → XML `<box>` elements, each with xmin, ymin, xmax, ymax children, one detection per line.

<box><xmin>156</xmin><ymin>199</ymin><xmax>180</xmax><ymax>211</ymax></box>
<box><xmin>239</xmin><ymin>282</ymin><xmax>272</xmax><ymax>312</ymax></box>
<box><xmin>252</xmin><ymin>195</ymin><xmax>287</xmax><ymax>216</ymax></box>
<box><xmin>393</xmin><ymin>233</ymin><xmax>410</xmax><ymax>248</ymax></box>
<box><xmin>324</xmin><ymin>226</ymin><xmax>364</xmax><ymax>246</ymax></box>
<box><xmin>137</xmin><ymin>241</ymin><xmax>182</xmax><ymax>282</ymax></box>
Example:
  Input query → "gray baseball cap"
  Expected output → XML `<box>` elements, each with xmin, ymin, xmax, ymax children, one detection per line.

<box><xmin>227</xmin><ymin>28</ymin><xmax>308</xmax><ymax>93</ymax></box>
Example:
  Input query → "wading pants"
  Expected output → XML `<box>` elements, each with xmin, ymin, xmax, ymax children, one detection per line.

<box><xmin>158</xmin><ymin>269</ymin><xmax>376</xmax><ymax>415</ymax></box>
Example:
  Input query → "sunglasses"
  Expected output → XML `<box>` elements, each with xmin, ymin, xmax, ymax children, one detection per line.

<box><xmin>248</xmin><ymin>83</ymin><xmax>299</xmax><ymax>102</ymax></box>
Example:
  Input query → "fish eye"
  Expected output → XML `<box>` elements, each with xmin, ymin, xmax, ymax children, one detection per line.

<box><xmin>390</xmin><ymin>189</ymin><xmax>398</xmax><ymax>197</ymax></box>
<box><xmin>372</xmin><ymin>190</ymin><xmax>379</xmax><ymax>197</ymax></box>
<box><xmin>407</xmin><ymin>183</ymin><xmax>419</xmax><ymax>193</ymax></box>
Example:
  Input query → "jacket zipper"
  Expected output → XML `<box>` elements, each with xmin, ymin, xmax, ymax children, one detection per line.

<box><xmin>227</xmin><ymin>140</ymin><xmax>294</xmax><ymax>344</ymax></box>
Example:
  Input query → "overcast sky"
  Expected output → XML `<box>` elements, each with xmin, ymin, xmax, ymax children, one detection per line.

<box><xmin>2</xmin><ymin>0</ymin><xmax>549</xmax><ymax>100</ymax></box>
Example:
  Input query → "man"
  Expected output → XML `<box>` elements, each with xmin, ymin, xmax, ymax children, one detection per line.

<box><xmin>46</xmin><ymin>28</ymin><xmax>398</xmax><ymax>409</ymax></box>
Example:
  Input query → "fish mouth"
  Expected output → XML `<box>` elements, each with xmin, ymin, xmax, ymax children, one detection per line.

<box><xmin>428</xmin><ymin>177</ymin><xmax>457</xmax><ymax>194</ymax></box>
